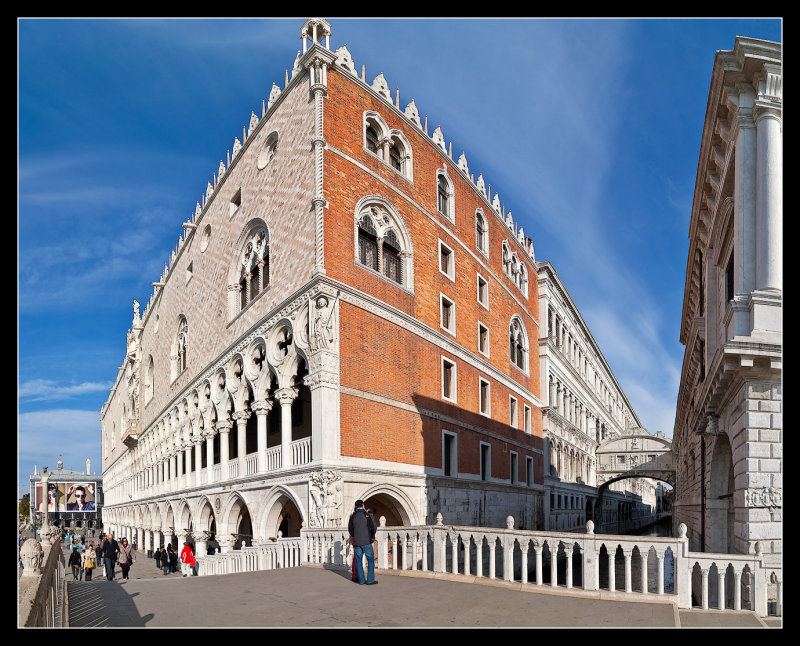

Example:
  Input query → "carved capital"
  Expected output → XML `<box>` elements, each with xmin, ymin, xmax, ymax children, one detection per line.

<box><xmin>274</xmin><ymin>387</ymin><xmax>299</xmax><ymax>405</ymax></box>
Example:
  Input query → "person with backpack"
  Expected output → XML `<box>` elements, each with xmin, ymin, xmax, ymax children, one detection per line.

<box><xmin>348</xmin><ymin>500</ymin><xmax>377</xmax><ymax>585</ymax></box>
<box><xmin>68</xmin><ymin>546</ymin><xmax>82</xmax><ymax>580</ymax></box>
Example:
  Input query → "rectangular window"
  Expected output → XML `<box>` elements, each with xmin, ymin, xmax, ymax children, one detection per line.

<box><xmin>509</xmin><ymin>395</ymin><xmax>518</xmax><ymax>428</ymax></box>
<box><xmin>480</xmin><ymin>442</ymin><xmax>491</xmax><ymax>481</ymax></box>
<box><xmin>230</xmin><ymin>188</ymin><xmax>242</xmax><ymax>218</ymax></box>
<box><xmin>479</xmin><ymin>378</ymin><xmax>491</xmax><ymax>415</ymax></box>
<box><xmin>383</xmin><ymin>247</ymin><xmax>401</xmax><ymax>283</ymax></box>
<box><xmin>443</xmin><ymin>431</ymin><xmax>457</xmax><ymax>477</ymax></box>
<box><xmin>440</xmin><ymin>294</ymin><xmax>455</xmax><ymax>334</ymax></box>
<box><xmin>526</xmin><ymin>456</ymin><xmax>534</xmax><ymax>487</ymax></box>
<box><xmin>478</xmin><ymin>322</ymin><xmax>489</xmax><ymax>356</ymax></box>
<box><xmin>510</xmin><ymin>451</ymin><xmax>518</xmax><ymax>485</ymax></box>
<box><xmin>524</xmin><ymin>404</ymin><xmax>532</xmax><ymax>433</ymax></box>
<box><xmin>442</xmin><ymin>357</ymin><xmax>457</xmax><ymax>402</ymax></box>
<box><xmin>439</xmin><ymin>240</ymin><xmax>455</xmax><ymax>281</ymax></box>
<box><xmin>477</xmin><ymin>273</ymin><xmax>489</xmax><ymax>308</ymax></box>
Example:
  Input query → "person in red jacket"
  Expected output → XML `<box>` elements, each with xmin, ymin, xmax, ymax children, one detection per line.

<box><xmin>180</xmin><ymin>542</ymin><xmax>194</xmax><ymax>577</ymax></box>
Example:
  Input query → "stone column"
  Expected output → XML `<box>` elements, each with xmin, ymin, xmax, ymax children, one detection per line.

<box><xmin>307</xmin><ymin>347</ymin><xmax>340</xmax><ymax>462</ymax></box>
<box><xmin>275</xmin><ymin>387</ymin><xmax>298</xmax><ymax>469</ymax></box>
<box><xmin>194</xmin><ymin>437</ymin><xmax>203</xmax><ymax>486</ymax></box>
<box><xmin>204</xmin><ymin>429</ymin><xmax>215</xmax><ymax>484</ymax></box>
<box><xmin>754</xmin><ymin>98</ymin><xmax>782</xmax><ymax>292</ymax></box>
<box><xmin>253</xmin><ymin>399</ymin><xmax>272</xmax><ymax>473</ymax></box>
<box><xmin>184</xmin><ymin>443</ymin><xmax>193</xmax><ymax>485</ymax></box>
<box><xmin>233</xmin><ymin>410</ymin><xmax>250</xmax><ymax>471</ymax></box>
<box><xmin>731</xmin><ymin>86</ymin><xmax>758</xmax><ymax>297</ymax></box>
<box><xmin>217</xmin><ymin>419</ymin><xmax>233</xmax><ymax>481</ymax></box>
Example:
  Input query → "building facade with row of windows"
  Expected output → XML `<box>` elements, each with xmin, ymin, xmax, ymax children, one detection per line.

<box><xmin>537</xmin><ymin>261</ymin><xmax>669</xmax><ymax>533</ymax></box>
<box><xmin>100</xmin><ymin>19</ymin><xmax>547</xmax><ymax>554</ymax></box>
<box><xmin>671</xmin><ymin>36</ymin><xmax>781</xmax><ymax>612</ymax></box>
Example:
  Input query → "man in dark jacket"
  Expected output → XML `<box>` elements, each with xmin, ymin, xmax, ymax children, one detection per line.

<box><xmin>102</xmin><ymin>532</ymin><xmax>120</xmax><ymax>581</ymax></box>
<box><xmin>348</xmin><ymin>500</ymin><xmax>377</xmax><ymax>585</ymax></box>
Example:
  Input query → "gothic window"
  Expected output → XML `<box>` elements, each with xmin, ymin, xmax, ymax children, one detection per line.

<box><xmin>382</xmin><ymin>228</ymin><xmax>402</xmax><ymax>283</ymax></box>
<box><xmin>358</xmin><ymin>215</ymin><xmax>379</xmax><ymax>271</ymax></box>
<box><xmin>436</xmin><ymin>171</ymin><xmax>454</xmax><ymax>221</ymax></box>
<box><xmin>502</xmin><ymin>240</ymin><xmax>529</xmax><ymax>297</ymax></box>
<box><xmin>509</xmin><ymin>316</ymin><xmax>528</xmax><ymax>372</ymax></box>
<box><xmin>228</xmin><ymin>222</ymin><xmax>270</xmax><ymax>318</ymax></box>
<box><xmin>366</xmin><ymin>124</ymin><xmax>380</xmax><ymax>155</ymax></box>
<box><xmin>476</xmin><ymin>210</ymin><xmax>488</xmax><ymax>255</ymax></box>
<box><xmin>354</xmin><ymin>199</ymin><xmax>413</xmax><ymax>290</ymax></box>
<box><xmin>145</xmin><ymin>356</ymin><xmax>154</xmax><ymax>405</ymax></box>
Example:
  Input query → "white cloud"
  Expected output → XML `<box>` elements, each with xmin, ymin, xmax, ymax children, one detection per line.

<box><xmin>19</xmin><ymin>379</ymin><xmax>114</xmax><ymax>402</ymax></box>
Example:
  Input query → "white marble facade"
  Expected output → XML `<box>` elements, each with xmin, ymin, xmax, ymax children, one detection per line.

<box><xmin>537</xmin><ymin>262</ymin><xmax>663</xmax><ymax>532</ymax></box>
<box><xmin>671</xmin><ymin>36</ymin><xmax>781</xmax><ymax>612</ymax></box>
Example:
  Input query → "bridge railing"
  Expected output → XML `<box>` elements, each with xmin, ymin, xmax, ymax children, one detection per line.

<box><xmin>18</xmin><ymin>535</ymin><xmax>67</xmax><ymax>627</ymax></box>
<box><xmin>192</xmin><ymin>515</ymin><xmax>775</xmax><ymax>617</ymax></box>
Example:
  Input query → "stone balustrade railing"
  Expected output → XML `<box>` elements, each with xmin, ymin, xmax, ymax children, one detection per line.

<box><xmin>18</xmin><ymin>535</ymin><xmax>67</xmax><ymax>627</ymax></box>
<box><xmin>191</xmin><ymin>516</ymin><xmax>773</xmax><ymax>617</ymax></box>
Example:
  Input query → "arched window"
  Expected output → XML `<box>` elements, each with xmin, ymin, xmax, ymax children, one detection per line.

<box><xmin>437</xmin><ymin>173</ymin><xmax>451</xmax><ymax>219</ymax></box>
<box><xmin>145</xmin><ymin>355</ymin><xmax>154</xmax><ymax>405</ymax></box>
<box><xmin>354</xmin><ymin>198</ymin><xmax>413</xmax><ymax>291</ymax></box>
<box><xmin>476</xmin><ymin>210</ymin><xmax>488</xmax><ymax>255</ymax></box>
<box><xmin>357</xmin><ymin>214</ymin><xmax>378</xmax><ymax>271</ymax></box>
<box><xmin>257</xmin><ymin>131</ymin><xmax>279</xmax><ymax>170</ymax></box>
<box><xmin>382</xmin><ymin>228</ymin><xmax>402</xmax><ymax>283</ymax></box>
<box><xmin>228</xmin><ymin>221</ymin><xmax>270</xmax><ymax>318</ymax></box>
<box><xmin>366</xmin><ymin>124</ymin><xmax>380</xmax><ymax>155</ymax></box>
<box><xmin>509</xmin><ymin>317</ymin><xmax>528</xmax><ymax>372</ymax></box>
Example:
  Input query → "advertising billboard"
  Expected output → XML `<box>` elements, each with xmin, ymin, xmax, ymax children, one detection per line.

<box><xmin>34</xmin><ymin>482</ymin><xmax>97</xmax><ymax>513</ymax></box>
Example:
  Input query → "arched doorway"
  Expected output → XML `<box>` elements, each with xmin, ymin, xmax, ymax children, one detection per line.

<box><xmin>262</xmin><ymin>490</ymin><xmax>304</xmax><ymax>540</ymax></box>
<box><xmin>708</xmin><ymin>432</ymin><xmax>735</xmax><ymax>553</ymax></box>
<box><xmin>233</xmin><ymin>507</ymin><xmax>253</xmax><ymax>550</ymax></box>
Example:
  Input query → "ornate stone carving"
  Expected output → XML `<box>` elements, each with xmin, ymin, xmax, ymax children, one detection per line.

<box><xmin>268</xmin><ymin>82</ymin><xmax>282</xmax><ymax>108</ymax></box>
<box><xmin>404</xmin><ymin>99</ymin><xmax>421</xmax><ymax>128</ymax></box>
<box><xmin>432</xmin><ymin>126</ymin><xmax>446</xmax><ymax>151</ymax></box>
<box><xmin>457</xmin><ymin>152</ymin><xmax>469</xmax><ymax>175</ymax></box>
<box><xmin>308</xmin><ymin>469</ymin><xmax>343</xmax><ymax>527</ymax></box>
<box><xmin>248</xmin><ymin>111</ymin><xmax>259</xmax><ymax>137</ymax></box>
<box><xmin>371</xmin><ymin>72</ymin><xmax>391</xmax><ymax>101</ymax></box>
<box><xmin>20</xmin><ymin>538</ymin><xmax>44</xmax><ymax>576</ymax></box>
<box><xmin>334</xmin><ymin>45</ymin><xmax>356</xmax><ymax>76</ymax></box>
<box><xmin>745</xmin><ymin>487</ymin><xmax>782</xmax><ymax>508</ymax></box>
<box><xmin>476</xmin><ymin>173</ymin><xmax>486</xmax><ymax>197</ymax></box>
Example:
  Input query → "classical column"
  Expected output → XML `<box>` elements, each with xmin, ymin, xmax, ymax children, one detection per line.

<box><xmin>204</xmin><ymin>429</ymin><xmax>216</xmax><ymax>484</ymax></box>
<box><xmin>184</xmin><ymin>443</ymin><xmax>193</xmax><ymax>485</ymax></box>
<box><xmin>754</xmin><ymin>96</ymin><xmax>782</xmax><ymax>292</ymax></box>
<box><xmin>217</xmin><ymin>419</ymin><xmax>233</xmax><ymax>480</ymax></box>
<box><xmin>233</xmin><ymin>410</ymin><xmax>250</xmax><ymax>471</ymax></box>
<box><xmin>193</xmin><ymin>437</ymin><xmax>203</xmax><ymax>486</ymax></box>
<box><xmin>275</xmin><ymin>387</ymin><xmax>298</xmax><ymax>469</ymax></box>
<box><xmin>732</xmin><ymin>86</ymin><xmax>758</xmax><ymax>296</ymax></box>
<box><xmin>253</xmin><ymin>399</ymin><xmax>273</xmax><ymax>473</ymax></box>
<box><xmin>548</xmin><ymin>376</ymin><xmax>556</xmax><ymax>407</ymax></box>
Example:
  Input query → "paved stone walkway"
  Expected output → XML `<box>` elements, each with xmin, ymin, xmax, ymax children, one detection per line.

<box><xmin>63</xmin><ymin>551</ymin><xmax>779</xmax><ymax>628</ymax></box>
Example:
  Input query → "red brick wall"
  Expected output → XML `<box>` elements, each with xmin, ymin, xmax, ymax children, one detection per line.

<box><xmin>325</xmin><ymin>69</ymin><xmax>544</xmax><ymax>483</ymax></box>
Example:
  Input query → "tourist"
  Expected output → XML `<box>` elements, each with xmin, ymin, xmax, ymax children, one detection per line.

<box><xmin>180</xmin><ymin>542</ymin><xmax>194</xmax><ymax>577</ymax></box>
<box><xmin>68</xmin><ymin>546</ymin><xmax>81</xmax><ymax>581</ymax></box>
<box><xmin>95</xmin><ymin>539</ymin><xmax>105</xmax><ymax>579</ymax></box>
<box><xmin>84</xmin><ymin>541</ymin><xmax>96</xmax><ymax>581</ymax></box>
<box><xmin>102</xmin><ymin>532</ymin><xmax>120</xmax><ymax>581</ymax></box>
<box><xmin>154</xmin><ymin>546</ymin><xmax>163</xmax><ymax>570</ymax></box>
<box><xmin>118</xmin><ymin>538</ymin><xmax>135</xmax><ymax>580</ymax></box>
<box><xmin>348</xmin><ymin>499</ymin><xmax>377</xmax><ymax>585</ymax></box>
<box><xmin>169</xmin><ymin>545</ymin><xmax>178</xmax><ymax>574</ymax></box>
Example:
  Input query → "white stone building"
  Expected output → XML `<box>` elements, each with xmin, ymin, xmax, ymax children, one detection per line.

<box><xmin>537</xmin><ymin>261</ymin><xmax>664</xmax><ymax>533</ymax></box>
<box><xmin>671</xmin><ymin>36</ymin><xmax>781</xmax><ymax>612</ymax></box>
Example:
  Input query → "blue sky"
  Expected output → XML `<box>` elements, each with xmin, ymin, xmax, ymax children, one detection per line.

<box><xmin>18</xmin><ymin>18</ymin><xmax>782</xmax><ymax>497</ymax></box>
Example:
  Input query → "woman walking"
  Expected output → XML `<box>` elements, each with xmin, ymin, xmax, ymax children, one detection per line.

<box><xmin>119</xmin><ymin>537</ymin><xmax>135</xmax><ymax>580</ymax></box>
<box><xmin>84</xmin><ymin>541</ymin><xmax>96</xmax><ymax>581</ymax></box>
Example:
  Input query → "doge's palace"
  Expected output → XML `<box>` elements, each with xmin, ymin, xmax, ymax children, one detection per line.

<box><xmin>101</xmin><ymin>18</ymin><xmax>549</xmax><ymax>554</ymax></box>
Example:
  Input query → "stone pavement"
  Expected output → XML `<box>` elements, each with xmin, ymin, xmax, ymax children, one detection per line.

<box><xmin>63</xmin><ymin>548</ymin><xmax>780</xmax><ymax>628</ymax></box>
